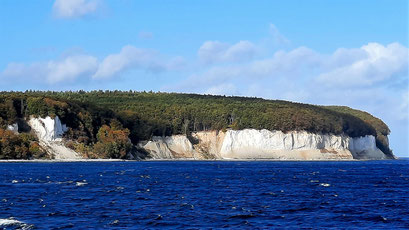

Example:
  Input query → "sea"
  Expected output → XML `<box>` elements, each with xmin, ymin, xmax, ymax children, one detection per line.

<box><xmin>0</xmin><ymin>159</ymin><xmax>408</xmax><ymax>229</ymax></box>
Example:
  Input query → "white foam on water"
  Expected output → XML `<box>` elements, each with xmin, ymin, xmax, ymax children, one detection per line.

<box><xmin>76</xmin><ymin>182</ymin><xmax>87</xmax><ymax>186</ymax></box>
<box><xmin>0</xmin><ymin>217</ymin><xmax>33</xmax><ymax>229</ymax></box>
<box><xmin>319</xmin><ymin>183</ymin><xmax>331</xmax><ymax>187</ymax></box>
<box><xmin>54</xmin><ymin>181</ymin><xmax>74</xmax><ymax>185</ymax></box>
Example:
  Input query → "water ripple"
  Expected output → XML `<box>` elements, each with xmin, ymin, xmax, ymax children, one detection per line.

<box><xmin>0</xmin><ymin>160</ymin><xmax>408</xmax><ymax>228</ymax></box>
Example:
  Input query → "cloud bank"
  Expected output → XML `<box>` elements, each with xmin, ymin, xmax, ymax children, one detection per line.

<box><xmin>1</xmin><ymin>46</ymin><xmax>183</xmax><ymax>83</ymax></box>
<box><xmin>2</xmin><ymin>55</ymin><xmax>98</xmax><ymax>83</ymax></box>
<box><xmin>178</xmin><ymin>42</ymin><xmax>408</xmax><ymax>96</ymax></box>
<box><xmin>198</xmin><ymin>41</ymin><xmax>257</xmax><ymax>64</ymax></box>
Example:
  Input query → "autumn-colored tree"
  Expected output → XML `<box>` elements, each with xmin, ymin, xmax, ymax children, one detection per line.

<box><xmin>0</xmin><ymin>129</ymin><xmax>44</xmax><ymax>159</ymax></box>
<box><xmin>93</xmin><ymin>125</ymin><xmax>131</xmax><ymax>159</ymax></box>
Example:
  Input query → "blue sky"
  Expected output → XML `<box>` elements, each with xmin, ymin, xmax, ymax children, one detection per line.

<box><xmin>1</xmin><ymin>0</ymin><xmax>408</xmax><ymax>156</ymax></box>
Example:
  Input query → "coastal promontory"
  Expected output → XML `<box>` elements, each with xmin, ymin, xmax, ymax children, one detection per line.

<box><xmin>0</xmin><ymin>91</ymin><xmax>394</xmax><ymax>160</ymax></box>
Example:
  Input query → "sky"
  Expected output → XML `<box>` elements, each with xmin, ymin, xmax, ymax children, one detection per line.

<box><xmin>0</xmin><ymin>0</ymin><xmax>408</xmax><ymax>156</ymax></box>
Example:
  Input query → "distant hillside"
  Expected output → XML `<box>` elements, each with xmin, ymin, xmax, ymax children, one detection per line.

<box><xmin>0</xmin><ymin>91</ymin><xmax>393</xmax><ymax>159</ymax></box>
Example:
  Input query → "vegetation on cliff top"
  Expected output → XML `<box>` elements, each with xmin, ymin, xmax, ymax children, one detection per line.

<box><xmin>0</xmin><ymin>91</ymin><xmax>393</xmax><ymax>159</ymax></box>
<box><xmin>0</xmin><ymin>95</ymin><xmax>130</xmax><ymax>159</ymax></box>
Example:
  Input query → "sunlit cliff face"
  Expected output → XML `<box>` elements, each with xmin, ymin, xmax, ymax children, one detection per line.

<box><xmin>141</xmin><ymin>129</ymin><xmax>390</xmax><ymax>160</ymax></box>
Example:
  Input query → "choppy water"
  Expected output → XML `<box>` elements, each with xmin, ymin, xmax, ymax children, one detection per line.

<box><xmin>0</xmin><ymin>159</ymin><xmax>408</xmax><ymax>229</ymax></box>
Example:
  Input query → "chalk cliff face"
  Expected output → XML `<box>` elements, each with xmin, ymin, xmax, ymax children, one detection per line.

<box><xmin>19</xmin><ymin>117</ymin><xmax>391</xmax><ymax>160</ymax></box>
<box><xmin>142</xmin><ymin>135</ymin><xmax>196</xmax><ymax>159</ymax></box>
<box><xmin>141</xmin><ymin>129</ymin><xmax>390</xmax><ymax>160</ymax></box>
<box><xmin>28</xmin><ymin>116</ymin><xmax>81</xmax><ymax>159</ymax></box>
<box><xmin>28</xmin><ymin>116</ymin><xmax>67</xmax><ymax>141</ymax></box>
<box><xmin>349</xmin><ymin>135</ymin><xmax>386</xmax><ymax>159</ymax></box>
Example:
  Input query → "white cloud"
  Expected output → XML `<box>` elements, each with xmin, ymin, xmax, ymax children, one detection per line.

<box><xmin>52</xmin><ymin>0</ymin><xmax>101</xmax><ymax>19</ymax></box>
<box><xmin>224</xmin><ymin>41</ymin><xmax>258</xmax><ymax>62</ymax></box>
<box><xmin>326</xmin><ymin>47</ymin><xmax>367</xmax><ymax>69</ymax></box>
<box><xmin>93</xmin><ymin>46</ymin><xmax>157</xmax><ymax>79</ymax></box>
<box><xmin>182</xmin><ymin>42</ymin><xmax>408</xmax><ymax>93</ymax></box>
<box><xmin>93</xmin><ymin>45</ymin><xmax>182</xmax><ymax>79</ymax></box>
<box><xmin>2</xmin><ymin>55</ymin><xmax>98</xmax><ymax>83</ymax></box>
<box><xmin>178</xmin><ymin>46</ymin><xmax>321</xmax><ymax>92</ymax></box>
<box><xmin>198</xmin><ymin>41</ymin><xmax>227</xmax><ymax>64</ymax></box>
<box><xmin>198</xmin><ymin>40</ymin><xmax>257</xmax><ymax>64</ymax></box>
<box><xmin>317</xmin><ymin>42</ymin><xmax>408</xmax><ymax>87</ymax></box>
<box><xmin>198</xmin><ymin>24</ymin><xmax>289</xmax><ymax>65</ymax></box>
<box><xmin>205</xmin><ymin>83</ymin><xmax>238</xmax><ymax>96</ymax></box>
<box><xmin>398</xmin><ymin>91</ymin><xmax>409</xmax><ymax>120</ymax></box>
<box><xmin>247</xmin><ymin>47</ymin><xmax>321</xmax><ymax>77</ymax></box>
<box><xmin>1</xmin><ymin>45</ymin><xmax>183</xmax><ymax>83</ymax></box>
<box><xmin>48</xmin><ymin>55</ymin><xmax>98</xmax><ymax>83</ymax></box>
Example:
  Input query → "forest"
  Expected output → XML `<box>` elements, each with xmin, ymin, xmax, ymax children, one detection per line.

<box><xmin>0</xmin><ymin>91</ymin><xmax>392</xmax><ymax>159</ymax></box>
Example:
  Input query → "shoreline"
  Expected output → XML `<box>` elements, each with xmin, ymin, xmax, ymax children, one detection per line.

<box><xmin>0</xmin><ymin>158</ymin><xmax>401</xmax><ymax>163</ymax></box>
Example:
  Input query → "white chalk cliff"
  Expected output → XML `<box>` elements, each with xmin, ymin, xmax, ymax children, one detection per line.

<box><xmin>142</xmin><ymin>135</ymin><xmax>196</xmax><ymax>159</ymax></box>
<box><xmin>141</xmin><ymin>129</ymin><xmax>389</xmax><ymax>160</ymax></box>
<box><xmin>28</xmin><ymin>116</ymin><xmax>82</xmax><ymax>159</ymax></box>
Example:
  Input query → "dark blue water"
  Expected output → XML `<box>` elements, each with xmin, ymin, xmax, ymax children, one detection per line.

<box><xmin>0</xmin><ymin>160</ymin><xmax>408</xmax><ymax>229</ymax></box>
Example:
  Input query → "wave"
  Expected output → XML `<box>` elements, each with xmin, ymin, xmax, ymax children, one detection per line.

<box><xmin>0</xmin><ymin>217</ymin><xmax>34</xmax><ymax>230</ymax></box>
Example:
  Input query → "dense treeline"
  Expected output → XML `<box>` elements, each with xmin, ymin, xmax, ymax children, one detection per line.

<box><xmin>0</xmin><ymin>91</ymin><xmax>393</xmax><ymax>158</ymax></box>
